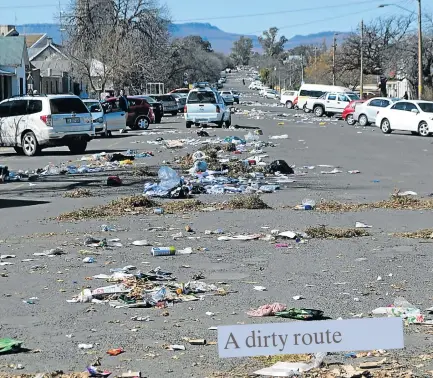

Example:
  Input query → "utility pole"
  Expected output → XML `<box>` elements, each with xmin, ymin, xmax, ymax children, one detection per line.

<box><xmin>332</xmin><ymin>33</ymin><xmax>337</xmax><ymax>86</ymax></box>
<box><xmin>417</xmin><ymin>0</ymin><xmax>422</xmax><ymax>99</ymax></box>
<box><xmin>301</xmin><ymin>55</ymin><xmax>304</xmax><ymax>84</ymax></box>
<box><xmin>360</xmin><ymin>20</ymin><xmax>364</xmax><ymax>99</ymax></box>
<box><xmin>314</xmin><ymin>45</ymin><xmax>317</xmax><ymax>84</ymax></box>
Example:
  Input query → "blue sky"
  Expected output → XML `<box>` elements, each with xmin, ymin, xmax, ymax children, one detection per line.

<box><xmin>0</xmin><ymin>0</ymin><xmax>427</xmax><ymax>37</ymax></box>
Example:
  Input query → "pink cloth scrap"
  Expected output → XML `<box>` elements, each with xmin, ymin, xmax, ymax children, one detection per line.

<box><xmin>247</xmin><ymin>303</ymin><xmax>287</xmax><ymax>317</ymax></box>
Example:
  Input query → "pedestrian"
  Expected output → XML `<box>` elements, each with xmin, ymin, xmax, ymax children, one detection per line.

<box><xmin>118</xmin><ymin>89</ymin><xmax>129</xmax><ymax>112</ymax></box>
<box><xmin>403</xmin><ymin>91</ymin><xmax>408</xmax><ymax>100</ymax></box>
<box><xmin>242</xmin><ymin>79</ymin><xmax>245</xmax><ymax>86</ymax></box>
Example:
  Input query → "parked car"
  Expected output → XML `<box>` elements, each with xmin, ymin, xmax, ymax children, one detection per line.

<box><xmin>232</xmin><ymin>90</ymin><xmax>240</xmax><ymax>104</ymax></box>
<box><xmin>342</xmin><ymin>100</ymin><xmax>365</xmax><ymax>125</ymax></box>
<box><xmin>130</xmin><ymin>96</ymin><xmax>163</xmax><ymax>124</ymax></box>
<box><xmin>376</xmin><ymin>100</ymin><xmax>433</xmax><ymax>137</ymax></box>
<box><xmin>83</xmin><ymin>99</ymin><xmax>126</xmax><ymax>136</ymax></box>
<box><xmin>148</xmin><ymin>94</ymin><xmax>178</xmax><ymax>116</ymax></box>
<box><xmin>280</xmin><ymin>90</ymin><xmax>298</xmax><ymax>109</ymax></box>
<box><xmin>169</xmin><ymin>88</ymin><xmax>190</xmax><ymax>94</ymax></box>
<box><xmin>248</xmin><ymin>81</ymin><xmax>261</xmax><ymax>90</ymax></box>
<box><xmin>298</xmin><ymin>84</ymin><xmax>354</xmax><ymax>112</ymax></box>
<box><xmin>171</xmin><ymin>93</ymin><xmax>187</xmax><ymax>113</ymax></box>
<box><xmin>0</xmin><ymin>94</ymin><xmax>94</xmax><ymax>156</ymax></box>
<box><xmin>353</xmin><ymin>97</ymin><xmax>399</xmax><ymax>126</ymax></box>
<box><xmin>305</xmin><ymin>91</ymin><xmax>360</xmax><ymax>117</ymax></box>
<box><xmin>264</xmin><ymin>89</ymin><xmax>280</xmax><ymax>99</ymax></box>
<box><xmin>259</xmin><ymin>86</ymin><xmax>271</xmax><ymax>96</ymax></box>
<box><xmin>103</xmin><ymin>96</ymin><xmax>154</xmax><ymax>130</ymax></box>
<box><xmin>184</xmin><ymin>85</ymin><xmax>231</xmax><ymax>128</ymax></box>
<box><xmin>219</xmin><ymin>90</ymin><xmax>235</xmax><ymax>105</ymax></box>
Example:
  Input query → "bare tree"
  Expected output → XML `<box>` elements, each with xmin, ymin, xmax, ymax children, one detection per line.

<box><xmin>64</xmin><ymin>0</ymin><xmax>169</xmax><ymax>96</ymax></box>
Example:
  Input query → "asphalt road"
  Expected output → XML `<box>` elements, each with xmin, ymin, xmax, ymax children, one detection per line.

<box><xmin>1</xmin><ymin>72</ymin><xmax>433</xmax><ymax>377</ymax></box>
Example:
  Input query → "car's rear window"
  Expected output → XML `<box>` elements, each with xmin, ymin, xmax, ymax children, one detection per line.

<box><xmin>153</xmin><ymin>95</ymin><xmax>175</xmax><ymax>102</ymax></box>
<box><xmin>187</xmin><ymin>91</ymin><xmax>217</xmax><ymax>104</ymax></box>
<box><xmin>418</xmin><ymin>102</ymin><xmax>433</xmax><ymax>113</ymax></box>
<box><xmin>50</xmin><ymin>98</ymin><xmax>88</xmax><ymax>114</ymax></box>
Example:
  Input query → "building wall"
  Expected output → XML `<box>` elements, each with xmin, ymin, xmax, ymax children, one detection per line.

<box><xmin>31</xmin><ymin>46</ymin><xmax>63</xmax><ymax>62</ymax></box>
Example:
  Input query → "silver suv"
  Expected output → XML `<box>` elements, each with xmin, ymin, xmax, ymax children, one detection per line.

<box><xmin>0</xmin><ymin>94</ymin><xmax>94</xmax><ymax>156</ymax></box>
<box><xmin>184</xmin><ymin>86</ymin><xmax>231</xmax><ymax>128</ymax></box>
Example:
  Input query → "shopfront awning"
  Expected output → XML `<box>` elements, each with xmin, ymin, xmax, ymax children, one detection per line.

<box><xmin>0</xmin><ymin>69</ymin><xmax>14</xmax><ymax>76</ymax></box>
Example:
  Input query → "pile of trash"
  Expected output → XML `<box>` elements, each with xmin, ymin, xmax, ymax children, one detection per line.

<box><xmin>143</xmin><ymin>132</ymin><xmax>296</xmax><ymax>197</ymax></box>
<box><xmin>3</xmin><ymin>150</ymin><xmax>153</xmax><ymax>182</ymax></box>
<box><xmin>67</xmin><ymin>265</ymin><xmax>227</xmax><ymax>309</ymax></box>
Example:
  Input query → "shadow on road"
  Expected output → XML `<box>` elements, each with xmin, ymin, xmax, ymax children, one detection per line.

<box><xmin>0</xmin><ymin>198</ymin><xmax>50</xmax><ymax>209</ymax></box>
<box><xmin>0</xmin><ymin>148</ymin><xmax>128</xmax><ymax>158</ymax></box>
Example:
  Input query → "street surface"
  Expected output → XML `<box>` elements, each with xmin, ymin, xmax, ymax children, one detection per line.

<box><xmin>1</xmin><ymin>72</ymin><xmax>433</xmax><ymax>377</ymax></box>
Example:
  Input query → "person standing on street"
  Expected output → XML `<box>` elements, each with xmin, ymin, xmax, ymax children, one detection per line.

<box><xmin>403</xmin><ymin>91</ymin><xmax>408</xmax><ymax>100</ymax></box>
<box><xmin>119</xmin><ymin>89</ymin><xmax>129</xmax><ymax>112</ymax></box>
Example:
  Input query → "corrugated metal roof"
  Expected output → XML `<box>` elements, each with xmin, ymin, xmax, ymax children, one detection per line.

<box><xmin>23</xmin><ymin>34</ymin><xmax>44</xmax><ymax>48</ymax></box>
<box><xmin>31</xmin><ymin>59</ymin><xmax>71</xmax><ymax>76</ymax></box>
<box><xmin>0</xmin><ymin>36</ymin><xmax>26</xmax><ymax>66</ymax></box>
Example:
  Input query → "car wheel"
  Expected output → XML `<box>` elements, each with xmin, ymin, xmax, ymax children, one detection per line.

<box><xmin>68</xmin><ymin>140</ymin><xmax>88</xmax><ymax>154</ymax></box>
<box><xmin>358</xmin><ymin>114</ymin><xmax>369</xmax><ymax>126</ymax></box>
<box><xmin>346</xmin><ymin>114</ymin><xmax>355</xmax><ymax>125</ymax></box>
<box><xmin>14</xmin><ymin>146</ymin><xmax>24</xmax><ymax>155</ymax></box>
<box><xmin>186</xmin><ymin>121</ymin><xmax>192</xmax><ymax>129</ymax></box>
<box><xmin>313</xmin><ymin>106</ymin><xmax>324</xmax><ymax>117</ymax></box>
<box><xmin>286</xmin><ymin>101</ymin><xmax>293</xmax><ymax>109</ymax></box>
<box><xmin>171</xmin><ymin>111</ymin><xmax>178</xmax><ymax>116</ymax></box>
<box><xmin>22</xmin><ymin>131</ymin><xmax>40</xmax><ymax>157</ymax></box>
<box><xmin>136</xmin><ymin>116</ymin><xmax>150</xmax><ymax>130</ymax></box>
<box><xmin>303</xmin><ymin>104</ymin><xmax>311</xmax><ymax>113</ymax></box>
<box><xmin>380</xmin><ymin>118</ymin><xmax>392</xmax><ymax>134</ymax></box>
<box><xmin>418</xmin><ymin>121</ymin><xmax>430</xmax><ymax>137</ymax></box>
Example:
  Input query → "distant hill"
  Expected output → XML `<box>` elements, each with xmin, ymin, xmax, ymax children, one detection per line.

<box><xmin>15</xmin><ymin>23</ymin><xmax>350</xmax><ymax>53</ymax></box>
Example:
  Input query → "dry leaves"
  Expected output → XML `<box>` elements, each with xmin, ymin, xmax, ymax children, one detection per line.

<box><xmin>306</xmin><ymin>225</ymin><xmax>370</xmax><ymax>239</ymax></box>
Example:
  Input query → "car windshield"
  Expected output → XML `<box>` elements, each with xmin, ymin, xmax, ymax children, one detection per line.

<box><xmin>143</xmin><ymin>96</ymin><xmax>156</xmax><ymax>103</ymax></box>
<box><xmin>347</xmin><ymin>93</ymin><xmax>360</xmax><ymax>101</ymax></box>
<box><xmin>418</xmin><ymin>102</ymin><xmax>433</xmax><ymax>113</ymax></box>
<box><xmin>50</xmin><ymin>98</ymin><xmax>88</xmax><ymax>114</ymax></box>
<box><xmin>187</xmin><ymin>91</ymin><xmax>217</xmax><ymax>104</ymax></box>
<box><xmin>84</xmin><ymin>101</ymin><xmax>101</xmax><ymax>112</ymax></box>
<box><xmin>153</xmin><ymin>95</ymin><xmax>174</xmax><ymax>102</ymax></box>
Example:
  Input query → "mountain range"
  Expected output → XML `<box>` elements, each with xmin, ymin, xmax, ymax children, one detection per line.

<box><xmin>15</xmin><ymin>22</ymin><xmax>350</xmax><ymax>53</ymax></box>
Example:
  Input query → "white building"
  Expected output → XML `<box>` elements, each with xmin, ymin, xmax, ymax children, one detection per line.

<box><xmin>0</xmin><ymin>36</ymin><xmax>29</xmax><ymax>101</ymax></box>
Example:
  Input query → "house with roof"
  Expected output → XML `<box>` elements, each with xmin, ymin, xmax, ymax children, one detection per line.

<box><xmin>0</xmin><ymin>36</ymin><xmax>29</xmax><ymax>101</ymax></box>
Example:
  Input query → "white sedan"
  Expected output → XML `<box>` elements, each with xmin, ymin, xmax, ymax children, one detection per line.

<box><xmin>376</xmin><ymin>100</ymin><xmax>433</xmax><ymax>137</ymax></box>
<box><xmin>263</xmin><ymin>89</ymin><xmax>280</xmax><ymax>99</ymax></box>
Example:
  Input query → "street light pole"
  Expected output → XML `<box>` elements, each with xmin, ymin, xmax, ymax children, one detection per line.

<box><xmin>417</xmin><ymin>0</ymin><xmax>422</xmax><ymax>99</ymax></box>
<box><xmin>378</xmin><ymin>2</ymin><xmax>422</xmax><ymax>99</ymax></box>
<box><xmin>360</xmin><ymin>19</ymin><xmax>364</xmax><ymax>99</ymax></box>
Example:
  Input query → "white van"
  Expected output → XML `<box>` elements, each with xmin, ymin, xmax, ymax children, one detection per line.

<box><xmin>297</xmin><ymin>84</ymin><xmax>354</xmax><ymax>111</ymax></box>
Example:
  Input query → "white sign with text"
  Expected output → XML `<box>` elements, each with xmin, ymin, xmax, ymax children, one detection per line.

<box><xmin>218</xmin><ymin>318</ymin><xmax>404</xmax><ymax>358</ymax></box>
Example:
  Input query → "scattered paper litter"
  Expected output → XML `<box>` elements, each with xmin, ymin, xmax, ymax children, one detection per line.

<box><xmin>0</xmin><ymin>262</ymin><xmax>13</xmax><ymax>266</ymax></box>
<box><xmin>396</xmin><ymin>191</ymin><xmax>417</xmax><ymax>196</ymax></box>
<box><xmin>278</xmin><ymin>231</ymin><xmax>297</xmax><ymax>239</ymax></box>
<box><xmin>34</xmin><ymin>248</ymin><xmax>66</xmax><ymax>256</ymax></box>
<box><xmin>293</xmin><ymin>295</ymin><xmax>304</xmax><ymax>300</ymax></box>
<box><xmin>132</xmin><ymin>240</ymin><xmax>150</xmax><ymax>246</ymax></box>
<box><xmin>355</xmin><ymin>221</ymin><xmax>372</xmax><ymax>228</ymax></box>
<box><xmin>348</xmin><ymin>170</ymin><xmax>361</xmax><ymax>174</ymax></box>
<box><xmin>253</xmin><ymin>286</ymin><xmax>267</xmax><ymax>291</ymax></box>
<box><xmin>321</xmin><ymin>168</ymin><xmax>342</xmax><ymax>174</ymax></box>
<box><xmin>178</xmin><ymin>247</ymin><xmax>193</xmax><ymax>254</ymax></box>
<box><xmin>254</xmin><ymin>352</ymin><xmax>326</xmax><ymax>376</ymax></box>
<box><xmin>0</xmin><ymin>254</ymin><xmax>16</xmax><ymax>259</ymax></box>
<box><xmin>269</xmin><ymin>134</ymin><xmax>289</xmax><ymax>140</ymax></box>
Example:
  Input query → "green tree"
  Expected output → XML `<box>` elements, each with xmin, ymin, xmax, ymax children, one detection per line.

<box><xmin>230</xmin><ymin>36</ymin><xmax>253</xmax><ymax>65</ymax></box>
<box><xmin>258</xmin><ymin>27</ymin><xmax>288</xmax><ymax>58</ymax></box>
<box><xmin>259</xmin><ymin>68</ymin><xmax>271</xmax><ymax>84</ymax></box>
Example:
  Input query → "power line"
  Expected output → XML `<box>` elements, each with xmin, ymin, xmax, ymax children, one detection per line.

<box><xmin>0</xmin><ymin>2</ymin><xmax>68</xmax><ymax>9</ymax></box>
<box><xmin>173</xmin><ymin>0</ymin><xmax>390</xmax><ymax>22</ymax></box>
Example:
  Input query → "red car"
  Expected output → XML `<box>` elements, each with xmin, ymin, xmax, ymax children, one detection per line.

<box><xmin>342</xmin><ymin>100</ymin><xmax>365</xmax><ymax>125</ymax></box>
<box><xmin>169</xmin><ymin>88</ymin><xmax>190</xmax><ymax>94</ymax></box>
<box><xmin>102</xmin><ymin>96</ymin><xmax>154</xmax><ymax>130</ymax></box>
